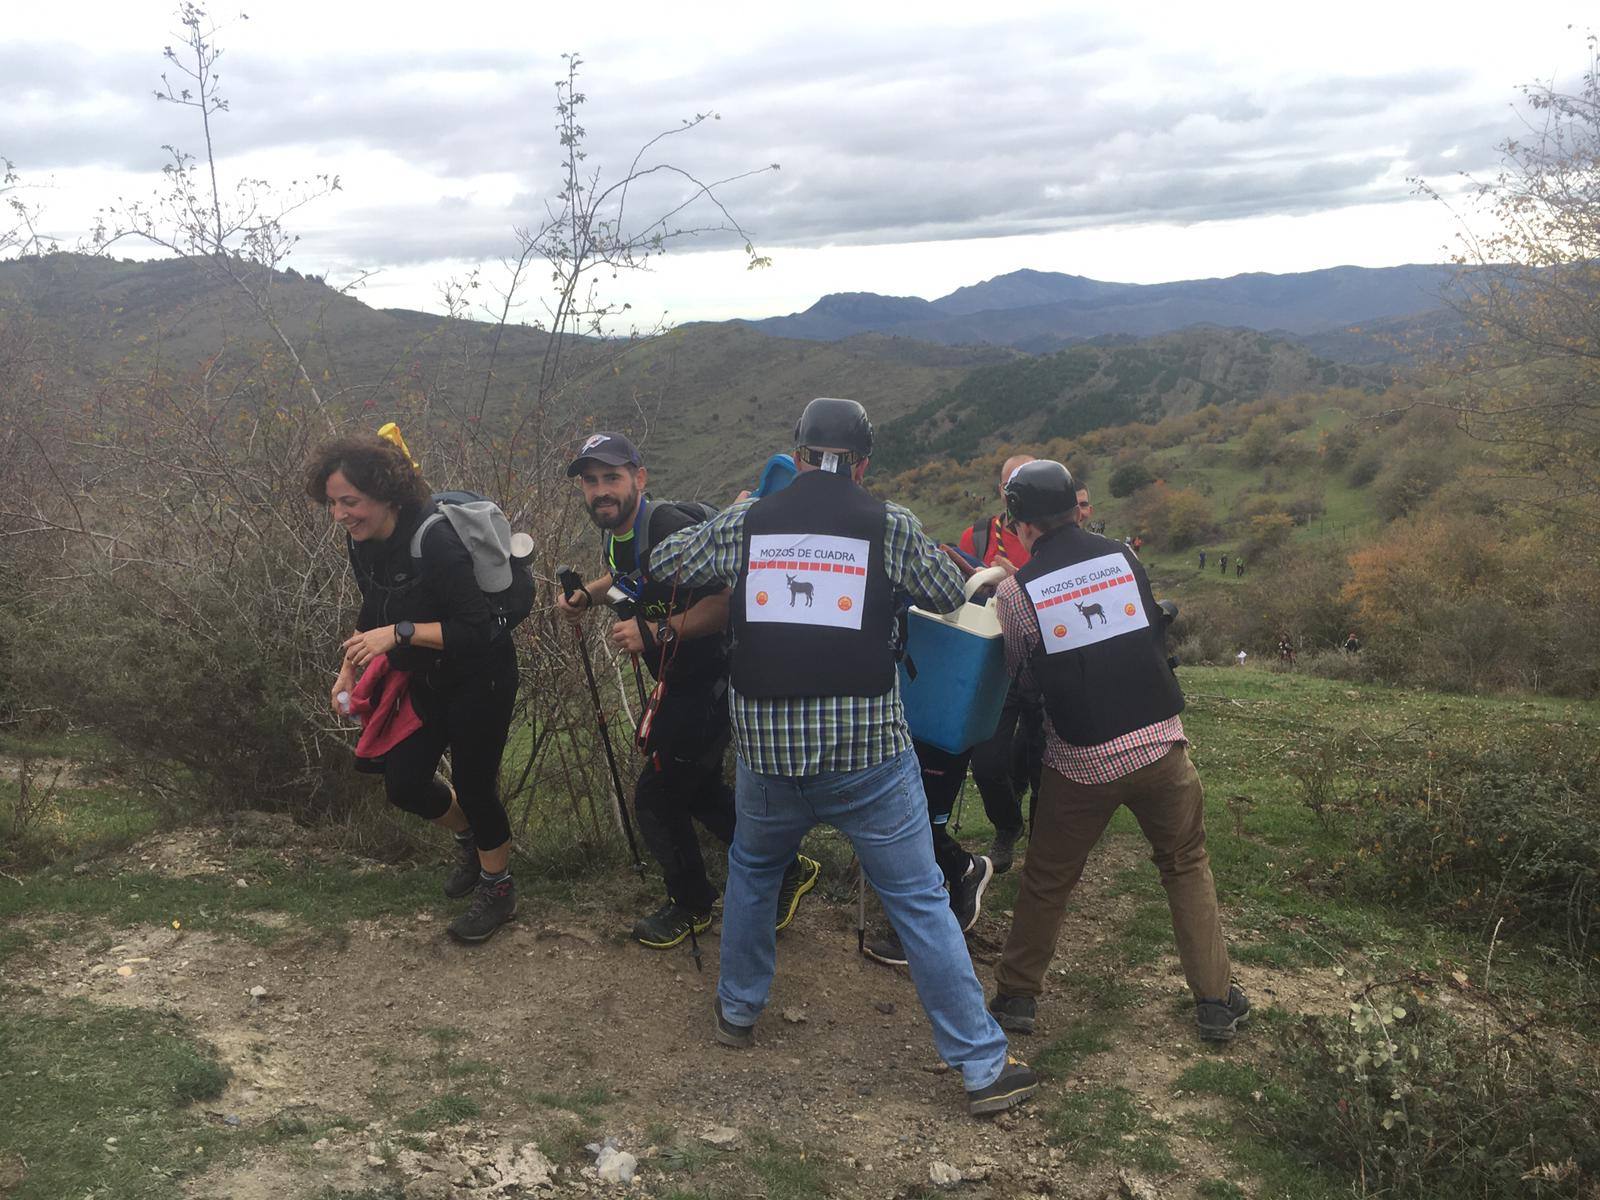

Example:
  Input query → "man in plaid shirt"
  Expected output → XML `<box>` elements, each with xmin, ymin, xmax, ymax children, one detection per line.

<box><xmin>649</xmin><ymin>398</ymin><xmax>1037</xmax><ymax>1117</ymax></box>
<box><xmin>985</xmin><ymin>460</ymin><xmax>1250</xmax><ymax>1043</ymax></box>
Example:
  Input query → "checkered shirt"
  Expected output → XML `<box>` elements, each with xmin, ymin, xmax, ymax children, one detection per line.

<box><xmin>648</xmin><ymin>494</ymin><xmax>966</xmax><ymax>776</ymax></box>
<box><xmin>995</xmin><ymin>575</ymin><xmax>1186</xmax><ymax>785</ymax></box>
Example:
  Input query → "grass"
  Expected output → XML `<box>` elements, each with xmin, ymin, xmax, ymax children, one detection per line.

<box><xmin>747</xmin><ymin>1135</ymin><xmax>831</xmax><ymax>1200</ymax></box>
<box><xmin>0</xmin><ymin>1001</ymin><xmax>230</xmax><ymax>1199</ymax></box>
<box><xmin>1048</xmin><ymin>1084</ymin><xmax>1177</xmax><ymax>1173</ymax></box>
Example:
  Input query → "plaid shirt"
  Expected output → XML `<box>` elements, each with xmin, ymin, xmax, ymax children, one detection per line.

<box><xmin>649</xmin><ymin>491</ymin><xmax>966</xmax><ymax>775</ymax></box>
<box><xmin>995</xmin><ymin>576</ymin><xmax>1186</xmax><ymax>785</ymax></box>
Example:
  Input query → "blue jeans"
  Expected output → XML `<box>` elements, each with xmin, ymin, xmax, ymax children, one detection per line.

<box><xmin>718</xmin><ymin>748</ymin><xmax>1009</xmax><ymax>1091</ymax></box>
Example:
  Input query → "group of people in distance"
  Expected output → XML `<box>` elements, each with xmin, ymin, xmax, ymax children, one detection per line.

<box><xmin>304</xmin><ymin>396</ymin><xmax>1248</xmax><ymax>1118</ymax></box>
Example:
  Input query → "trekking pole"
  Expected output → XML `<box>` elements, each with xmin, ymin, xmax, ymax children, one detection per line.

<box><xmin>856</xmin><ymin>857</ymin><xmax>866</xmax><ymax>956</ymax></box>
<box><xmin>558</xmin><ymin>567</ymin><xmax>646</xmax><ymax>875</ymax></box>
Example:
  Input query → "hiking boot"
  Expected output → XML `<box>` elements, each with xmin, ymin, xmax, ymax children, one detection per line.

<box><xmin>775</xmin><ymin>854</ymin><xmax>820</xmax><ymax>932</ymax></box>
<box><xmin>442</xmin><ymin>834</ymin><xmax>479</xmax><ymax>900</ymax></box>
<box><xmin>988</xmin><ymin>992</ymin><xmax>1037</xmax><ymax>1035</ymax></box>
<box><xmin>1196</xmin><ymin>984</ymin><xmax>1251</xmax><ymax>1043</ymax></box>
<box><xmin>967</xmin><ymin>1055</ymin><xmax>1038</xmax><ymax>1116</ymax></box>
<box><xmin>632</xmin><ymin>902</ymin><xmax>713</xmax><ymax>949</ymax></box>
<box><xmin>714</xmin><ymin>998</ymin><xmax>754</xmax><ymax>1049</ymax></box>
<box><xmin>862</xmin><ymin>926</ymin><xmax>908</xmax><ymax>967</ymax></box>
<box><xmin>447</xmin><ymin>875</ymin><xmax>517</xmax><ymax>944</ymax></box>
<box><xmin>988</xmin><ymin>827</ymin><xmax>1022</xmax><ymax>875</ymax></box>
<box><xmin>949</xmin><ymin>854</ymin><xmax>994</xmax><ymax>933</ymax></box>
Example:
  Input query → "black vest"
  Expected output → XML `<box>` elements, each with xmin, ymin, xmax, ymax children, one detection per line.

<box><xmin>1012</xmin><ymin>525</ymin><xmax>1183</xmax><ymax>745</ymax></box>
<box><xmin>730</xmin><ymin>469</ymin><xmax>895</xmax><ymax>699</ymax></box>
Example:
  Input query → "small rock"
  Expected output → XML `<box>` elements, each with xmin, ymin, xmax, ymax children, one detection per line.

<box><xmin>1117</xmin><ymin>1168</ymin><xmax>1161</xmax><ymax>1200</ymax></box>
<box><xmin>366</xmin><ymin>1154</ymin><xmax>387</xmax><ymax>1168</ymax></box>
<box><xmin>403</xmin><ymin>1177</ymin><xmax>453</xmax><ymax>1200</ymax></box>
<box><xmin>595</xmin><ymin>1146</ymin><xmax>636</xmax><ymax>1185</ymax></box>
<box><xmin>115</xmin><ymin>966</ymin><xmax>134</xmax><ymax>977</ymax></box>
<box><xmin>699</xmin><ymin>1126</ymin><xmax>739</xmax><ymax>1147</ymax></box>
<box><xmin>73</xmin><ymin>863</ymin><xmax>91</xmax><ymax>875</ymax></box>
<box><xmin>223</xmin><ymin>1115</ymin><xmax>241</xmax><ymax>1128</ymax></box>
<box><xmin>922</xmin><ymin>1062</ymin><xmax>951</xmax><ymax>1075</ymax></box>
<box><xmin>248</xmin><ymin>986</ymin><xmax>267</xmax><ymax>1000</ymax></box>
<box><xmin>236</xmin><ymin>878</ymin><xmax>249</xmax><ymax>889</ymax></box>
<box><xmin>781</xmin><ymin>1008</ymin><xmax>807</xmax><ymax>1024</ymax></box>
<box><xmin>874</xmin><ymin>1001</ymin><xmax>896</xmax><ymax>1015</ymax></box>
<box><xmin>964</xmin><ymin>1162</ymin><xmax>994</xmax><ymax>1181</ymax></box>
<box><xmin>930</xmin><ymin>1160</ymin><xmax>962</xmax><ymax>1188</ymax></box>
<box><xmin>312</xmin><ymin>1138</ymin><xmax>330</xmax><ymax>1151</ymax></box>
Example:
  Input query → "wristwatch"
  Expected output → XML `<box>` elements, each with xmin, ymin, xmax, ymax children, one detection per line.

<box><xmin>655</xmin><ymin>620</ymin><xmax>677</xmax><ymax>647</ymax></box>
<box><xmin>395</xmin><ymin>619</ymin><xmax>416</xmax><ymax>646</ymax></box>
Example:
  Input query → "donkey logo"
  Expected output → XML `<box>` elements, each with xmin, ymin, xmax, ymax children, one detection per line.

<box><xmin>1074</xmin><ymin>600</ymin><xmax>1106</xmax><ymax>628</ymax></box>
<box><xmin>786</xmin><ymin>574</ymin><xmax>815</xmax><ymax>607</ymax></box>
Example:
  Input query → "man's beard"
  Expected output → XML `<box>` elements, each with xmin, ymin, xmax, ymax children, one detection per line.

<box><xmin>587</xmin><ymin>485</ymin><xmax>639</xmax><ymax>531</ymax></box>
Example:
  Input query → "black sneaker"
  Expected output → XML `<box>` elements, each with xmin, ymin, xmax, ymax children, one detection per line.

<box><xmin>988</xmin><ymin>827</ymin><xmax>1022</xmax><ymax>875</ymax></box>
<box><xmin>632</xmin><ymin>902</ymin><xmax>713</xmax><ymax>949</ymax></box>
<box><xmin>714</xmin><ymin>999</ymin><xmax>754</xmax><ymax>1049</ymax></box>
<box><xmin>862</xmin><ymin>926</ymin><xmax>908</xmax><ymax>967</ymax></box>
<box><xmin>988</xmin><ymin>992</ymin><xmax>1037</xmax><ymax>1035</ymax></box>
<box><xmin>950</xmin><ymin>855</ymin><xmax>994</xmax><ymax>933</ymax></box>
<box><xmin>447</xmin><ymin>875</ymin><xmax>517</xmax><ymax>943</ymax></box>
<box><xmin>966</xmin><ymin>1055</ymin><xmax>1038</xmax><ymax>1116</ymax></box>
<box><xmin>1196</xmin><ymin>984</ymin><xmax>1251</xmax><ymax>1042</ymax></box>
<box><xmin>442</xmin><ymin>835</ymin><xmax>479</xmax><ymax>900</ymax></box>
<box><xmin>775</xmin><ymin>854</ymin><xmax>820</xmax><ymax>932</ymax></box>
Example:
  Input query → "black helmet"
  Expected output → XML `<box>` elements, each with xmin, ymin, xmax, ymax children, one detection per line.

<box><xmin>794</xmin><ymin>397</ymin><xmax>873</xmax><ymax>459</ymax></box>
<box><xmin>1004</xmin><ymin>460</ymin><xmax>1078</xmax><ymax>523</ymax></box>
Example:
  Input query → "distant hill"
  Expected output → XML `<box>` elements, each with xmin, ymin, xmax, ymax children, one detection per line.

<box><xmin>872</xmin><ymin>327</ymin><xmax>1383</xmax><ymax>473</ymax></box>
<box><xmin>743</xmin><ymin>264</ymin><xmax>1464</xmax><ymax>357</ymax></box>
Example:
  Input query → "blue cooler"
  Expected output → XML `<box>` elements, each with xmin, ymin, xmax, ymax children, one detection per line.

<box><xmin>898</xmin><ymin>567</ymin><xmax>1011</xmax><ymax>754</ymax></box>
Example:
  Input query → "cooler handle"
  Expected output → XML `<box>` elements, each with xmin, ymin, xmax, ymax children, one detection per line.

<box><xmin>962</xmin><ymin>564</ymin><xmax>1008</xmax><ymax>603</ymax></box>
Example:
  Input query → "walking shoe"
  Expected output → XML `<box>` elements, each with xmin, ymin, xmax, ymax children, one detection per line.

<box><xmin>966</xmin><ymin>1055</ymin><xmax>1038</xmax><ymax>1116</ymax></box>
<box><xmin>714</xmin><ymin>999</ymin><xmax>754</xmax><ymax>1049</ymax></box>
<box><xmin>862</xmin><ymin>926</ymin><xmax>908</xmax><ymax>967</ymax></box>
<box><xmin>632</xmin><ymin>902</ymin><xmax>713</xmax><ymax>949</ymax></box>
<box><xmin>987</xmin><ymin>991</ymin><xmax>1037</xmax><ymax>1035</ymax></box>
<box><xmin>442</xmin><ymin>834</ymin><xmax>479</xmax><ymax>900</ymax></box>
<box><xmin>775</xmin><ymin>854</ymin><xmax>820</xmax><ymax>932</ymax></box>
<box><xmin>988</xmin><ymin>826</ymin><xmax>1022</xmax><ymax>875</ymax></box>
<box><xmin>949</xmin><ymin>854</ymin><xmax>994</xmax><ymax>933</ymax></box>
<box><xmin>1196</xmin><ymin>984</ymin><xmax>1251</xmax><ymax>1043</ymax></box>
<box><xmin>447</xmin><ymin>875</ymin><xmax>517</xmax><ymax>943</ymax></box>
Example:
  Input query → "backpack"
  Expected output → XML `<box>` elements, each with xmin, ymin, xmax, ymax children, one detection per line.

<box><xmin>603</xmin><ymin>496</ymin><xmax>720</xmax><ymax>584</ymax></box>
<box><xmin>411</xmin><ymin>490</ymin><xmax>536</xmax><ymax>636</ymax></box>
<box><xmin>970</xmin><ymin>514</ymin><xmax>1000</xmax><ymax>564</ymax></box>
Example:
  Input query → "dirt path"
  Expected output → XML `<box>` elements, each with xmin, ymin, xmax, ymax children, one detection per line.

<box><xmin>6</xmin><ymin>819</ymin><xmax>1345</xmax><ymax>1199</ymax></box>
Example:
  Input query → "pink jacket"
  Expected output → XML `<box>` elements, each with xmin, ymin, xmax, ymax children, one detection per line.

<box><xmin>348</xmin><ymin>654</ymin><xmax>422</xmax><ymax>760</ymax></box>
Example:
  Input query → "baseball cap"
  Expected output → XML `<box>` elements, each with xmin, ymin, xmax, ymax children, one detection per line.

<box><xmin>565</xmin><ymin>431</ymin><xmax>643</xmax><ymax>476</ymax></box>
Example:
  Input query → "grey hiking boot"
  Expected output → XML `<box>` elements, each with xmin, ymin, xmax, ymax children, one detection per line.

<box><xmin>988</xmin><ymin>827</ymin><xmax>1022</xmax><ymax>875</ymax></box>
<box><xmin>632</xmin><ymin>902</ymin><xmax>713</xmax><ymax>949</ymax></box>
<box><xmin>862</xmin><ymin>925</ymin><xmax>908</xmax><ymax>967</ymax></box>
<box><xmin>949</xmin><ymin>855</ymin><xmax>994</xmax><ymax>933</ymax></box>
<box><xmin>714</xmin><ymin>998</ymin><xmax>754</xmax><ymax>1049</ymax></box>
<box><xmin>966</xmin><ymin>1055</ymin><xmax>1038</xmax><ymax>1116</ymax></box>
<box><xmin>443</xmin><ymin>834</ymin><xmax>479</xmax><ymax>900</ymax></box>
<box><xmin>1196</xmin><ymin>984</ymin><xmax>1251</xmax><ymax>1042</ymax></box>
<box><xmin>447</xmin><ymin>875</ymin><xmax>517</xmax><ymax>944</ymax></box>
<box><xmin>988</xmin><ymin>992</ymin><xmax>1037</xmax><ymax>1035</ymax></box>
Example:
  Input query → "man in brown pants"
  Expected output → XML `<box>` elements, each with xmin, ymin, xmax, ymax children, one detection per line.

<box><xmin>984</xmin><ymin>460</ymin><xmax>1249</xmax><ymax>1042</ymax></box>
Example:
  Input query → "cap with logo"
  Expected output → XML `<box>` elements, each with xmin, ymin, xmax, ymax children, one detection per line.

<box><xmin>565</xmin><ymin>431</ymin><xmax>643</xmax><ymax>476</ymax></box>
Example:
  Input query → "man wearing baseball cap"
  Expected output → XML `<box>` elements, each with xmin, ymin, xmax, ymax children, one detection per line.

<box><xmin>558</xmin><ymin>432</ymin><xmax>819</xmax><ymax>951</ymax></box>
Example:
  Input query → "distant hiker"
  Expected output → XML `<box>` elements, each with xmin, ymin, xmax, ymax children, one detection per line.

<box><xmin>1198</xmin><ymin>549</ymin><xmax>1207</xmax><ymax>571</ymax></box>
<box><xmin>309</xmin><ymin>432</ymin><xmax>520</xmax><ymax>944</ymax></box>
<box><xmin>649</xmin><ymin>397</ymin><xmax>1037</xmax><ymax>1117</ymax></box>
<box><xmin>1234</xmin><ymin>557</ymin><xmax>1244</xmax><ymax>578</ymax></box>
<box><xmin>1219</xmin><ymin>553</ymin><xmax>1228</xmax><ymax>575</ymax></box>
<box><xmin>957</xmin><ymin>454</ymin><xmax>1047</xmax><ymax>872</ymax></box>
<box><xmin>1131</xmin><ymin>535</ymin><xmax>1144</xmax><ymax>555</ymax></box>
<box><xmin>556</xmin><ymin>432</ymin><xmax>818</xmax><ymax>951</ymax></box>
<box><xmin>1344</xmin><ymin>632</ymin><xmax>1361</xmax><ymax>654</ymax></box>
<box><xmin>1235</xmin><ymin>649</ymin><xmax>1248</xmax><ymax>667</ymax></box>
<box><xmin>1277</xmin><ymin>632</ymin><xmax>1295</xmax><ymax>666</ymax></box>
<box><xmin>986</xmin><ymin>462</ymin><xmax>1249</xmax><ymax>1045</ymax></box>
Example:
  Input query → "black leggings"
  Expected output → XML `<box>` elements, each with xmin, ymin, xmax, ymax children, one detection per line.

<box><xmin>383</xmin><ymin>640</ymin><xmax>519</xmax><ymax>851</ymax></box>
<box><xmin>914</xmin><ymin>740</ymin><xmax>977</xmax><ymax>889</ymax></box>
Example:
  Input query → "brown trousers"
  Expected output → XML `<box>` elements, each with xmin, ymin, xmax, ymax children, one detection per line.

<box><xmin>996</xmin><ymin>744</ymin><xmax>1232</xmax><ymax>1001</ymax></box>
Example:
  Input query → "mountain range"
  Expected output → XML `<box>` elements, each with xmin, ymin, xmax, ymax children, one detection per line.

<box><xmin>741</xmin><ymin>264</ymin><xmax>1463</xmax><ymax>355</ymax></box>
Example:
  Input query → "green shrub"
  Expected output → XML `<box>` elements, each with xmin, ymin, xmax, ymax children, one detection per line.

<box><xmin>1109</xmin><ymin>461</ymin><xmax>1155</xmax><ymax>498</ymax></box>
<box><xmin>1257</xmin><ymin>987</ymin><xmax>1598</xmax><ymax>1199</ymax></box>
<box><xmin>1357</xmin><ymin>748</ymin><xmax>1600</xmax><ymax>957</ymax></box>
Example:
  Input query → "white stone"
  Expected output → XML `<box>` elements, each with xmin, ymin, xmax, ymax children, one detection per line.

<box><xmin>929</xmin><ymin>1160</ymin><xmax>962</xmax><ymax>1188</ymax></box>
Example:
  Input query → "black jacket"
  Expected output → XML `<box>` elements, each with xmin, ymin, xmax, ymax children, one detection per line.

<box><xmin>349</xmin><ymin>506</ymin><xmax>501</xmax><ymax>682</ymax></box>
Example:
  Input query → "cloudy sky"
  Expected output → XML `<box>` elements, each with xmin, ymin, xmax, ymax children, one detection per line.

<box><xmin>3</xmin><ymin>1</ymin><xmax>1590</xmax><ymax>325</ymax></box>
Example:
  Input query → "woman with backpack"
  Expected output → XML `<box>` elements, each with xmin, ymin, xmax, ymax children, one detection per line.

<box><xmin>306</xmin><ymin>433</ymin><xmax>521</xmax><ymax>944</ymax></box>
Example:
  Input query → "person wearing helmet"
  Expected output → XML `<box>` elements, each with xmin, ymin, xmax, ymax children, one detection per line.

<box><xmin>985</xmin><ymin>461</ymin><xmax>1249</xmax><ymax>1045</ymax></box>
<box><xmin>647</xmin><ymin>398</ymin><xmax>1037</xmax><ymax>1117</ymax></box>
